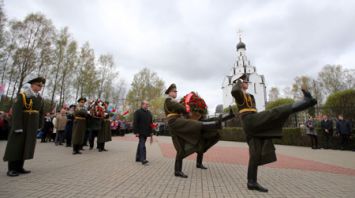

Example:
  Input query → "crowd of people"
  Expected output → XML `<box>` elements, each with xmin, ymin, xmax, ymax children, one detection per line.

<box><xmin>304</xmin><ymin>114</ymin><xmax>353</xmax><ymax>150</ymax></box>
<box><xmin>38</xmin><ymin>108</ymin><xmax>132</xmax><ymax>146</ymax></box>
<box><xmin>0</xmin><ymin>75</ymin><xmax>353</xmax><ymax>193</ymax></box>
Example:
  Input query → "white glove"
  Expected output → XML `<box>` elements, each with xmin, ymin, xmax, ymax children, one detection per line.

<box><xmin>14</xmin><ymin>129</ymin><xmax>23</xmax><ymax>133</ymax></box>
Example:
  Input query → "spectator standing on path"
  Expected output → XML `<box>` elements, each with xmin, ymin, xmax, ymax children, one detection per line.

<box><xmin>41</xmin><ymin>113</ymin><xmax>53</xmax><ymax>143</ymax></box>
<box><xmin>3</xmin><ymin>77</ymin><xmax>45</xmax><ymax>177</ymax></box>
<box><xmin>305</xmin><ymin>116</ymin><xmax>319</xmax><ymax>149</ymax></box>
<box><xmin>65</xmin><ymin>105</ymin><xmax>76</xmax><ymax>147</ymax></box>
<box><xmin>336</xmin><ymin>115</ymin><xmax>352</xmax><ymax>150</ymax></box>
<box><xmin>54</xmin><ymin>109</ymin><xmax>67</xmax><ymax>146</ymax></box>
<box><xmin>231</xmin><ymin>74</ymin><xmax>317</xmax><ymax>192</ymax></box>
<box><xmin>133</xmin><ymin>100</ymin><xmax>153</xmax><ymax>165</ymax></box>
<box><xmin>321</xmin><ymin>115</ymin><xmax>333</xmax><ymax>149</ymax></box>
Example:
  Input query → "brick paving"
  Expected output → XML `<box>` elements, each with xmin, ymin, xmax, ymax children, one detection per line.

<box><xmin>0</xmin><ymin>134</ymin><xmax>354</xmax><ymax>198</ymax></box>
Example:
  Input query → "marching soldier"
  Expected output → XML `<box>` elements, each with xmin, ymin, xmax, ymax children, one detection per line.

<box><xmin>72</xmin><ymin>97</ymin><xmax>88</xmax><ymax>155</ymax></box>
<box><xmin>3</xmin><ymin>77</ymin><xmax>45</xmax><ymax>177</ymax></box>
<box><xmin>164</xmin><ymin>84</ymin><xmax>233</xmax><ymax>178</ymax></box>
<box><xmin>231</xmin><ymin>74</ymin><xmax>317</xmax><ymax>192</ymax></box>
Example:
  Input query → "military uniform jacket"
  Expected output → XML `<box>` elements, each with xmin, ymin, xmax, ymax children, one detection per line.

<box><xmin>164</xmin><ymin>97</ymin><xmax>202</xmax><ymax>159</ymax></box>
<box><xmin>98</xmin><ymin>119</ymin><xmax>112</xmax><ymax>143</ymax></box>
<box><xmin>72</xmin><ymin>107</ymin><xmax>87</xmax><ymax>145</ymax></box>
<box><xmin>231</xmin><ymin>81</ymin><xmax>293</xmax><ymax>165</ymax></box>
<box><xmin>4</xmin><ymin>92</ymin><xmax>44</xmax><ymax>161</ymax></box>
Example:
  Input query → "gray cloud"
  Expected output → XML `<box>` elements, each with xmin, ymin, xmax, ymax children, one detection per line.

<box><xmin>4</xmin><ymin>0</ymin><xmax>355</xmax><ymax>111</ymax></box>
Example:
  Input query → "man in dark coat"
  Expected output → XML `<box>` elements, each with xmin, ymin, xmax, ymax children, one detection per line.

<box><xmin>336</xmin><ymin>115</ymin><xmax>352</xmax><ymax>150</ymax></box>
<box><xmin>164</xmin><ymin>84</ymin><xmax>233</xmax><ymax>178</ymax></box>
<box><xmin>3</xmin><ymin>77</ymin><xmax>45</xmax><ymax>177</ymax></box>
<box><xmin>72</xmin><ymin>98</ymin><xmax>87</xmax><ymax>154</ymax></box>
<box><xmin>320</xmin><ymin>115</ymin><xmax>333</xmax><ymax>149</ymax></box>
<box><xmin>133</xmin><ymin>100</ymin><xmax>153</xmax><ymax>165</ymax></box>
<box><xmin>231</xmin><ymin>74</ymin><xmax>317</xmax><ymax>192</ymax></box>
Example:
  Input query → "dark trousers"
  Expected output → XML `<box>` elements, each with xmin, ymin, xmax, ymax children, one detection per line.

<box><xmin>340</xmin><ymin>134</ymin><xmax>350</xmax><ymax>149</ymax></box>
<box><xmin>89</xmin><ymin>130</ymin><xmax>99</xmax><ymax>148</ymax></box>
<box><xmin>8</xmin><ymin>160</ymin><xmax>25</xmax><ymax>171</ymax></box>
<box><xmin>55</xmin><ymin>130</ymin><xmax>65</xmax><ymax>145</ymax></box>
<box><xmin>136</xmin><ymin>135</ymin><xmax>147</xmax><ymax>162</ymax></box>
<box><xmin>196</xmin><ymin>153</ymin><xmax>204</xmax><ymax>165</ymax></box>
<box><xmin>73</xmin><ymin>144</ymin><xmax>81</xmax><ymax>152</ymax></box>
<box><xmin>65</xmin><ymin>130</ymin><xmax>72</xmax><ymax>146</ymax></box>
<box><xmin>308</xmin><ymin>134</ymin><xmax>318</xmax><ymax>149</ymax></box>
<box><xmin>323</xmin><ymin>133</ymin><xmax>332</xmax><ymax>149</ymax></box>
<box><xmin>83</xmin><ymin>130</ymin><xmax>90</xmax><ymax>146</ymax></box>
<box><xmin>247</xmin><ymin>156</ymin><xmax>258</xmax><ymax>182</ymax></box>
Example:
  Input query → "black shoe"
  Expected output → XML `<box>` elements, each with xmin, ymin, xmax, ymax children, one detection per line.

<box><xmin>142</xmin><ymin>160</ymin><xmax>149</xmax><ymax>165</ymax></box>
<box><xmin>98</xmin><ymin>149</ymin><xmax>103</xmax><ymax>152</ymax></box>
<box><xmin>7</xmin><ymin>170</ymin><xmax>19</xmax><ymax>177</ymax></box>
<box><xmin>174</xmin><ymin>171</ymin><xmax>188</xmax><ymax>178</ymax></box>
<box><xmin>17</xmin><ymin>168</ymin><xmax>31</xmax><ymax>174</ymax></box>
<box><xmin>72</xmin><ymin>151</ymin><xmax>82</xmax><ymax>155</ymax></box>
<box><xmin>196</xmin><ymin>164</ymin><xmax>208</xmax><ymax>169</ymax></box>
<box><xmin>102</xmin><ymin>148</ymin><xmax>108</xmax><ymax>152</ymax></box>
<box><xmin>247</xmin><ymin>181</ymin><xmax>268</xmax><ymax>192</ymax></box>
<box><xmin>135</xmin><ymin>159</ymin><xmax>140</xmax><ymax>162</ymax></box>
<box><xmin>89</xmin><ymin>147</ymin><xmax>93</xmax><ymax>150</ymax></box>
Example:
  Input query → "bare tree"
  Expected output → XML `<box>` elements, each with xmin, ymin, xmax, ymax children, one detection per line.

<box><xmin>268</xmin><ymin>87</ymin><xmax>279</xmax><ymax>102</ymax></box>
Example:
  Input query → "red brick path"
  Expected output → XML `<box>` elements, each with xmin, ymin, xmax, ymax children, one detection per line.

<box><xmin>113</xmin><ymin>136</ymin><xmax>355</xmax><ymax>176</ymax></box>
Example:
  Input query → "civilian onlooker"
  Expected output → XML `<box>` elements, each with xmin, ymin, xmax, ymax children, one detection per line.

<box><xmin>321</xmin><ymin>115</ymin><xmax>333</xmax><ymax>149</ymax></box>
<box><xmin>41</xmin><ymin>113</ymin><xmax>54</xmax><ymax>143</ymax></box>
<box><xmin>54</xmin><ymin>109</ymin><xmax>67</xmax><ymax>146</ymax></box>
<box><xmin>133</xmin><ymin>100</ymin><xmax>153</xmax><ymax>165</ymax></box>
<box><xmin>336</xmin><ymin>115</ymin><xmax>352</xmax><ymax>150</ymax></box>
<box><xmin>305</xmin><ymin>116</ymin><xmax>318</xmax><ymax>149</ymax></box>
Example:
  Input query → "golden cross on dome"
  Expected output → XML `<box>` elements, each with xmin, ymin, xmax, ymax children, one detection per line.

<box><xmin>237</xmin><ymin>29</ymin><xmax>243</xmax><ymax>42</ymax></box>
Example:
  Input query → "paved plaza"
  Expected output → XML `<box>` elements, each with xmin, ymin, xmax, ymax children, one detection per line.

<box><xmin>0</xmin><ymin>135</ymin><xmax>354</xmax><ymax>198</ymax></box>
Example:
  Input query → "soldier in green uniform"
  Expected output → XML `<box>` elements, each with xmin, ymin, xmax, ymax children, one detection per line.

<box><xmin>231</xmin><ymin>74</ymin><xmax>317</xmax><ymax>192</ymax></box>
<box><xmin>164</xmin><ymin>84</ymin><xmax>233</xmax><ymax>178</ymax></box>
<box><xmin>72</xmin><ymin>97</ymin><xmax>88</xmax><ymax>155</ymax></box>
<box><xmin>98</xmin><ymin>115</ymin><xmax>112</xmax><ymax>151</ymax></box>
<box><xmin>3</xmin><ymin>77</ymin><xmax>45</xmax><ymax>177</ymax></box>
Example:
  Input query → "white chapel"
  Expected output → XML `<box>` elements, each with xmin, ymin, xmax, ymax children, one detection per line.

<box><xmin>222</xmin><ymin>37</ymin><xmax>267</xmax><ymax>111</ymax></box>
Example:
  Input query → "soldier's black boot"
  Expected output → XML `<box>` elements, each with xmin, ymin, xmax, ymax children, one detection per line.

<box><xmin>196</xmin><ymin>153</ymin><xmax>207</xmax><ymax>169</ymax></box>
<box><xmin>17</xmin><ymin>160</ymin><xmax>31</xmax><ymax>174</ymax></box>
<box><xmin>291</xmin><ymin>89</ymin><xmax>317</xmax><ymax>113</ymax></box>
<box><xmin>7</xmin><ymin>161</ymin><xmax>19</xmax><ymax>177</ymax></box>
<box><xmin>247</xmin><ymin>180</ymin><xmax>268</xmax><ymax>193</ymax></box>
<box><xmin>201</xmin><ymin>120</ymin><xmax>222</xmax><ymax>130</ymax></box>
<box><xmin>174</xmin><ymin>159</ymin><xmax>188</xmax><ymax>178</ymax></box>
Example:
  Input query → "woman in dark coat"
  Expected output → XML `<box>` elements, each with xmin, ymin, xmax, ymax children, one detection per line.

<box><xmin>231</xmin><ymin>74</ymin><xmax>317</xmax><ymax>192</ymax></box>
<box><xmin>3</xmin><ymin>77</ymin><xmax>45</xmax><ymax>177</ymax></box>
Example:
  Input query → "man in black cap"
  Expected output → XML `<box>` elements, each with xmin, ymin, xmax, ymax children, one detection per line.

<box><xmin>3</xmin><ymin>77</ymin><xmax>45</xmax><ymax>177</ymax></box>
<box><xmin>164</xmin><ymin>83</ymin><xmax>233</xmax><ymax>178</ymax></box>
<box><xmin>72</xmin><ymin>97</ymin><xmax>88</xmax><ymax>154</ymax></box>
<box><xmin>231</xmin><ymin>73</ymin><xmax>317</xmax><ymax>192</ymax></box>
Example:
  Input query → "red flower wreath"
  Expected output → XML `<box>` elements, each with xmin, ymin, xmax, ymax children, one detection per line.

<box><xmin>180</xmin><ymin>92</ymin><xmax>208</xmax><ymax>115</ymax></box>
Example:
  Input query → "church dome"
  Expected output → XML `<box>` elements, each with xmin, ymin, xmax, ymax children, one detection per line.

<box><xmin>236</xmin><ymin>41</ymin><xmax>246</xmax><ymax>50</ymax></box>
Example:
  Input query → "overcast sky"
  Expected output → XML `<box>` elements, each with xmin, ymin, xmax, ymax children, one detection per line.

<box><xmin>4</xmin><ymin>0</ymin><xmax>355</xmax><ymax>112</ymax></box>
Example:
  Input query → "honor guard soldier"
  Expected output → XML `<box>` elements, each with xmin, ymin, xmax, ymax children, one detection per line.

<box><xmin>3</xmin><ymin>77</ymin><xmax>45</xmax><ymax>177</ymax></box>
<box><xmin>164</xmin><ymin>83</ymin><xmax>233</xmax><ymax>178</ymax></box>
<box><xmin>72</xmin><ymin>97</ymin><xmax>88</xmax><ymax>154</ymax></box>
<box><xmin>231</xmin><ymin>74</ymin><xmax>317</xmax><ymax>192</ymax></box>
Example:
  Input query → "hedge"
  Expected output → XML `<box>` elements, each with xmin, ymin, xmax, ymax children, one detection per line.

<box><xmin>219</xmin><ymin>127</ymin><xmax>355</xmax><ymax>150</ymax></box>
